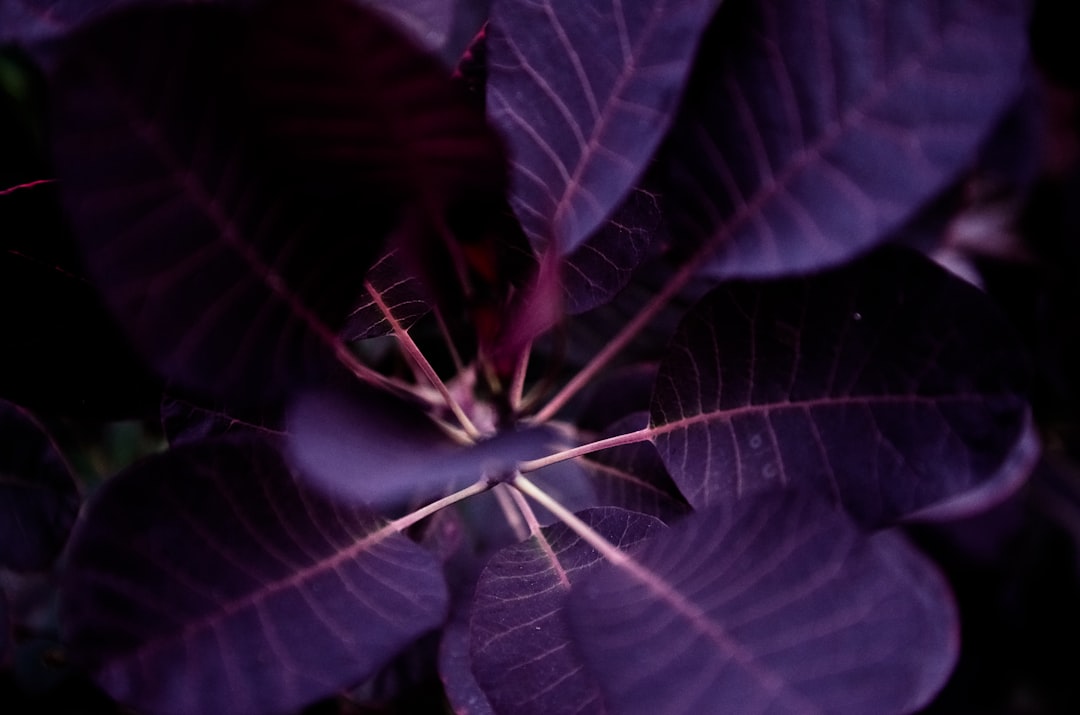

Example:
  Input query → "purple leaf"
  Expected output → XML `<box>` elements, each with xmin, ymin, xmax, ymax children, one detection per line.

<box><xmin>46</xmin><ymin>0</ymin><xmax>500</xmax><ymax>404</ymax></box>
<box><xmin>528</xmin><ymin>460</ymin><xmax>603</xmax><ymax>527</ymax></box>
<box><xmin>563</xmin><ymin>186</ymin><xmax>666</xmax><ymax>314</ymax></box>
<box><xmin>557</xmin><ymin>255</ymin><xmax>714</xmax><ymax>371</ymax></box>
<box><xmin>355</xmin><ymin>0</ymin><xmax>455</xmax><ymax>50</ymax></box>
<box><xmin>59</xmin><ymin>438</ymin><xmax>448</xmax><ymax>715</ymax></box>
<box><xmin>160</xmin><ymin>392</ymin><xmax>285</xmax><ymax>447</ymax></box>
<box><xmin>343</xmin><ymin>249</ymin><xmax>430</xmax><ymax>341</ymax></box>
<box><xmin>470</xmin><ymin>507</ymin><xmax>664</xmax><ymax>715</ymax></box>
<box><xmin>440</xmin><ymin>619</ymin><xmax>497</xmax><ymax>715</ymax></box>
<box><xmin>287</xmin><ymin>389</ymin><xmax>567</xmax><ymax>507</ymax></box>
<box><xmin>582</xmin><ymin>413</ymin><xmax>690</xmax><ymax>522</ymax></box>
<box><xmin>650</xmin><ymin>247</ymin><xmax>1036</xmax><ymax>527</ymax></box>
<box><xmin>0</xmin><ymin>400</ymin><xmax>80</xmax><ymax>572</ymax></box>
<box><xmin>665</xmin><ymin>0</ymin><xmax>1031</xmax><ymax>278</ymax></box>
<box><xmin>487</xmin><ymin>0</ymin><xmax>722</xmax><ymax>253</ymax></box>
<box><xmin>568</xmin><ymin>491</ymin><xmax>959</xmax><ymax>715</ymax></box>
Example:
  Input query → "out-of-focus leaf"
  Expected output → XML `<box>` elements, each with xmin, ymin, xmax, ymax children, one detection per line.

<box><xmin>0</xmin><ymin>589</ymin><xmax>9</xmax><ymax>665</ymax></box>
<box><xmin>487</xmin><ymin>0</ymin><xmax>722</xmax><ymax>253</ymax></box>
<box><xmin>439</xmin><ymin>619</ymin><xmax>496</xmax><ymax>715</ymax></box>
<box><xmin>287</xmin><ymin>389</ymin><xmax>566</xmax><ymax>507</ymax></box>
<box><xmin>0</xmin><ymin>0</ymin><xmax>151</xmax><ymax>46</ymax></box>
<box><xmin>453</xmin><ymin>23</ymin><xmax>489</xmax><ymax>106</ymax></box>
<box><xmin>1</xmin><ymin>0</ymin><xmax>454</xmax><ymax>50</ymax></box>
<box><xmin>355</xmin><ymin>0</ymin><xmax>456</xmax><ymax>50</ymax></box>
<box><xmin>487</xmin><ymin>245</ymin><xmax>564</xmax><ymax>375</ymax></box>
<box><xmin>46</xmin><ymin>0</ymin><xmax>501</xmax><ymax>405</ymax></box>
<box><xmin>0</xmin><ymin>400</ymin><xmax>79</xmax><ymax>572</ymax></box>
<box><xmin>664</xmin><ymin>0</ymin><xmax>1031</xmax><ymax>278</ymax></box>
<box><xmin>568</xmin><ymin>491</ymin><xmax>959</xmax><ymax>715</ymax></box>
<box><xmin>576</xmin><ymin>363</ymin><xmax>659</xmax><ymax>433</ymax></box>
<box><xmin>59</xmin><ymin>438</ymin><xmax>448</xmax><ymax>715</ymax></box>
<box><xmin>563</xmin><ymin>186</ymin><xmax>665</xmax><ymax>314</ymax></box>
<box><xmin>343</xmin><ymin>249</ymin><xmax>429</xmax><ymax>341</ymax></box>
<box><xmin>470</xmin><ymin>507</ymin><xmax>663</xmax><ymax>715</ymax></box>
<box><xmin>160</xmin><ymin>392</ymin><xmax>285</xmax><ymax>447</ymax></box>
<box><xmin>891</xmin><ymin>88</ymin><xmax>1044</xmax><ymax>259</ymax></box>
<box><xmin>242</xmin><ymin>0</ymin><xmax>504</xmax><ymax>205</ymax></box>
<box><xmin>581</xmin><ymin>413</ymin><xmax>689</xmax><ymax>522</ymax></box>
<box><xmin>650</xmin><ymin>247</ymin><xmax>1036</xmax><ymax>527</ymax></box>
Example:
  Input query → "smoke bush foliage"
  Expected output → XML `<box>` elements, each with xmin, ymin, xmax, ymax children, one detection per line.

<box><xmin>0</xmin><ymin>0</ymin><xmax>1048</xmax><ymax>712</ymax></box>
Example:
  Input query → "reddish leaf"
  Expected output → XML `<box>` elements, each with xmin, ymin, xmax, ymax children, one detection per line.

<box><xmin>241</xmin><ymin>0</ymin><xmax>504</xmax><ymax>206</ymax></box>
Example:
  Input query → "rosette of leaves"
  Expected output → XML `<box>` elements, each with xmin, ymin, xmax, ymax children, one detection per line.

<box><xmin>0</xmin><ymin>0</ymin><xmax>1038</xmax><ymax>713</ymax></box>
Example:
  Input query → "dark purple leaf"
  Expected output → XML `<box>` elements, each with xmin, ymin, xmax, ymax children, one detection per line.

<box><xmin>664</xmin><ymin>0</ymin><xmax>1031</xmax><ymax>278</ymax></box>
<box><xmin>650</xmin><ymin>247</ymin><xmax>1036</xmax><ymax>527</ymax></box>
<box><xmin>454</xmin><ymin>490</ymin><xmax>531</xmax><ymax>557</ymax></box>
<box><xmin>563</xmin><ymin>186</ymin><xmax>666</xmax><ymax>314</ymax></box>
<box><xmin>0</xmin><ymin>0</ymin><xmax>453</xmax><ymax>50</ymax></box>
<box><xmin>0</xmin><ymin>400</ymin><xmax>79</xmax><ymax>572</ymax></box>
<box><xmin>47</xmin><ymin>0</ymin><xmax>501</xmax><ymax>405</ymax></box>
<box><xmin>554</xmin><ymin>254</ymin><xmax>714</xmax><ymax>371</ymax></box>
<box><xmin>59</xmin><ymin>438</ymin><xmax>448</xmax><ymax>715</ymax></box>
<box><xmin>0</xmin><ymin>0</ymin><xmax>159</xmax><ymax>45</ymax></box>
<box><xmin>400</xmin><ymin>195</ymin><xmax>538</xmax><ymax>378</ymax></box>
<box><xmin>421</xmin><ymin>512</ymin><xmax>503</xmax><ymax>712</ymax></box>
<box><xmin>0</xmin><ymin>180</ymin><xmax>162</xmax><ymax>418</ymax></box>
<box><xmin>528</xmin><ymin>459</ymin><xmax>602</xmax><ymax>527</ymax></box>
<box><xmin>241</xmin><ymin>0</ymin><xmax>504</xmax><ymax>205</ymax></box>
<box><xmin>345</xmin><ymin>630</ymin><xmax>443</xmax><ymax>710</ymax></box>
<box><xmin>440</xmin><ymin>619</ymin><xmax>496</xmax><ymax>715</ymax></box>
<box><xmin>343</xmin><ymin>249</ymin><xmax>429</xmax><ymax>341</ymax></box>
<box><xmin>287</xmin><ymin>389</ymin><xmax>567</xmax><ymax>507</ymax></box>
<box><xmin>160</xmin><ymin>392</ymin><xmax>285</xmax><ymax>447</ymax></box>
<box><xmin>0</xmin><ymin>589</ymin><xmax>9</xmax><ymax>665</ymax></box>
<box><xmin>582</xmin><ymin>413</ymin><xmax>690</xmax><ymax>522</ymax></box>
<box><xmin>568</xmin><ymin>491</ymin><xmax>959</xmax><ymax>715</ymax></box>
<box><xmin>576</xmin><ymin>363</ymin><xmax>659</xmax><ymax>432</ymax></box>
<box><xmin>470</xmin><ymin>507</ymin><xmax>664</xmax><ymax>715</ymax></box>
<box><xmin>487</xmin><ymin>0</ymin><xmax>722</xmax><ymax>253</ymax></box>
